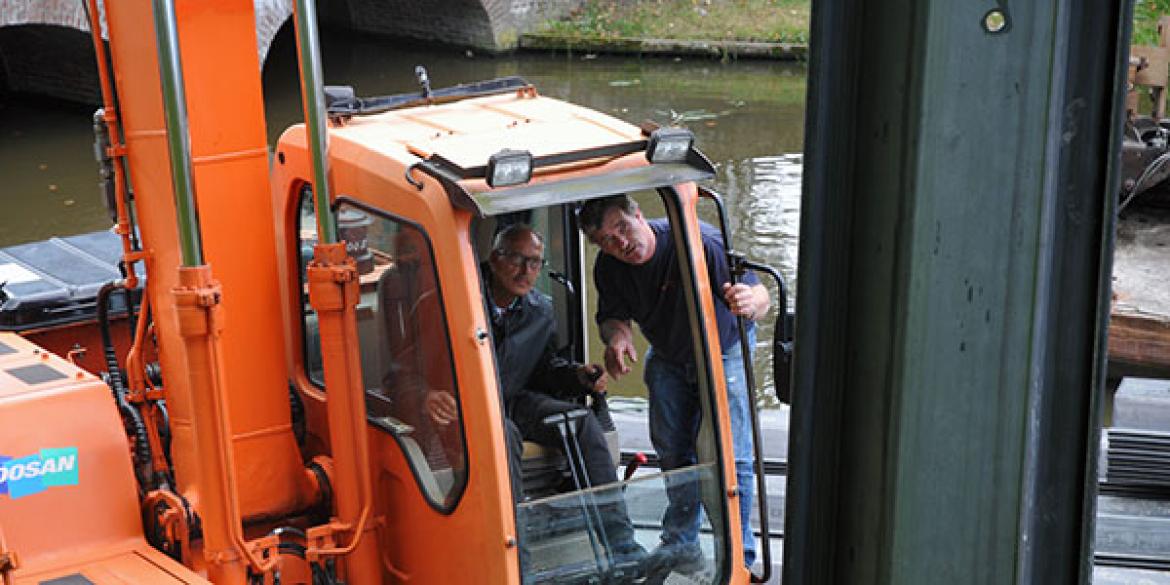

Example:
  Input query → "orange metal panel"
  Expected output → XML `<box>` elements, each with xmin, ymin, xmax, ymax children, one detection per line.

<box><xmin>272</xmin><ymin>135</ymin><xmax>521</xmax><ymax>583</ymax></box>
<box><xmin>0</xmin><ymin>333</ymin><xmax>199</xmax><ymax>582</ymax></box>
<box><xmin>14</xmin><ymin>546</ymin><xmax>209</xmax><ymax>585</ymax></box>
<box><xmin>323</xmin><ymin>93</ymin><xmax>643</xmax><ymax>170</ymax></box>
<box><xmin>20</xmin><ymin>318</ymin><xmax>155</xmax><ymax>378</ymax></box>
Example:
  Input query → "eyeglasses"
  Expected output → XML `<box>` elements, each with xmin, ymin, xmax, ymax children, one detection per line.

<box><xmin>498</xmin><ymin>251</ymin><xmax>547</xmax><ymax>271</ymax></box>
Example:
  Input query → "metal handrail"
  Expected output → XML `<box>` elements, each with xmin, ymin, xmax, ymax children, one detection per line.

<box><xmin>698</xmin><ymin>187</ymin><xmax>775</xmax><ymax>583</ymax></box>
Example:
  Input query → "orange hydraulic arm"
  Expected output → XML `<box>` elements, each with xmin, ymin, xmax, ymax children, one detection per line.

<box><xmin>304</xmin><ymin>244</ymin><xmax>380</xmax><ymax>582</ymax></box>
<box><xmin>290</xmin><ymin>0</ymin><xmax>380</xmax><ymax>576</ymax></box>
<box><xmin>95</xmin><ymin>0</ymin><xmax>322</xmax><ymax>580</ymax></box>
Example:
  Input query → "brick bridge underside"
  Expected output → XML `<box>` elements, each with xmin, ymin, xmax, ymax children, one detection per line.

<box><xmin>0</xmin><ymin>0</ymin><xmax>578</xmax><ymax>104</ymax></box>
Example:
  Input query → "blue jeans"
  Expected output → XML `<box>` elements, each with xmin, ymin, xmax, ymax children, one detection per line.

<box><xmin>644</xmin><ymin>328</ymin><xmax>757</xmax><ymax>568</ymax></box>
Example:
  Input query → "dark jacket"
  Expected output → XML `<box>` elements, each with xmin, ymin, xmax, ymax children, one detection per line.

<box><xmin>487</xmin><ymin>285</ymin><xmax>587</xmax><ymax>414</ymax></box>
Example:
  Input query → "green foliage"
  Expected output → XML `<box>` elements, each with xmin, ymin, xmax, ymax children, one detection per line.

<box><xmin>539</xmin><ymin>0</ymin><xmax>810</xmax><ymax>44</ymax></box>
<box><xmin>1135</xmin><ymin>0</ymin><xmax>1170</xmax><ymax>46</ymax></box>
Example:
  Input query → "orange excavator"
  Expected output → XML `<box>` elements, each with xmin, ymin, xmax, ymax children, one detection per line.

<box><xmin>0</xmin><ymin>1</ymin><xmax>790</xmax><ymax>584</ymax></box>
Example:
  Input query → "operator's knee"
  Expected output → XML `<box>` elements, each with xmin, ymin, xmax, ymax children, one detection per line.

<box><xmin>575</xmin><ymin>413</ymin><xmax>606</xmax><ymax>449</ymax></box>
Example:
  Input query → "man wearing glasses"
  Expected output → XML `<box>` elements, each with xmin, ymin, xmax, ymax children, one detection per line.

<box><xmin>426</xmin><ymin>223</ymin><xmax>646</xmax><ymax>575</ymax></box>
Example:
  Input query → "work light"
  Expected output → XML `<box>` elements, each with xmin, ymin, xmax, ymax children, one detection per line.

<box><xmin>646</xmin><ymin>128</ymin><xmax>695</xmax><ymax>163</ymax></box>
<box><xmin>486</xmin><ymin>149</ymin><xmax>533</xmax><ymax>188</ymax></box>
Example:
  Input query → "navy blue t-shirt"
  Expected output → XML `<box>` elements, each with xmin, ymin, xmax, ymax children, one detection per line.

<box><xmin>594</xmin><ymin>218</ymin><xmax>758</xmax><ymax>365</ymax></box>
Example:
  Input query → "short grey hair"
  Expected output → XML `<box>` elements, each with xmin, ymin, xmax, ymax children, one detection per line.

<box><xmin>492</xmin><ymin>223</ymin><xmax>543</xmax><ymax>253</ymax></box>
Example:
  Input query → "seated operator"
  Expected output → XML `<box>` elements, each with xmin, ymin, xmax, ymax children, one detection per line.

<box><xmin>424</xmin><ymin>223</ymin><xmax>647</xmax><ymax>572</ymax></box>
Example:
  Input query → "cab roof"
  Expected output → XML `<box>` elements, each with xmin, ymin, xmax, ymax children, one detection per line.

<box><xmin>329</xmin><ymin>89</ymin><xmax>646</xmax><ymax>172</ymax></box>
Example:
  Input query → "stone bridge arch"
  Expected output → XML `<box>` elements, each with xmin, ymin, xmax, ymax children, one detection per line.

<box><xmin>0</xmin><ymin>0</ymin><xmax>291</xmax><ymax>103</ymax></box>
<box><xmin>320</xmin><ymin>0</ymin><xmax>579</xmax><ymax>53</ymax></box>
<box><xmin>0</xmin><ymin>0</ymin><xmax>104</xmax><ymax>103</ymax></box>
<box><xmin>0</xmin><ymin>0</ymin><xmax>578</xmax><ymax>103</ymax></box>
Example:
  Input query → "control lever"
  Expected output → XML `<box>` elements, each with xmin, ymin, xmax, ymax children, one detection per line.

<box><xmin>542</xmin><ymin>410</ymin><xmax>612</xmax><ymax>575</ymax></box>
<box><xmin>623</xmin><ymin>452</ymin><xmax>647</xmax><ymax>482</ymax></box>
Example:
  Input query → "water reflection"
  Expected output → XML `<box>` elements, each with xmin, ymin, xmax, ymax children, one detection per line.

<box><xmin>717</xmin><ymin>153</ymin><xmax>803</xmax><ymax>406</ymax></box>
<box><xmin>0</xmin><ymin>100</ymin><xmax>111</xmax><ymax>246</ymax></box>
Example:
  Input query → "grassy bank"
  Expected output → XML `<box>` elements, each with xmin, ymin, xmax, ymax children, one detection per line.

<box><xmin>542</xmin><ymin>1</ymin><xmax>1165</xmax><ymax>49</ymax></box>
<box><xmin>538</xmin><ymin>0</ymin><xmax>810</xmax><ymax>45</ymax></box>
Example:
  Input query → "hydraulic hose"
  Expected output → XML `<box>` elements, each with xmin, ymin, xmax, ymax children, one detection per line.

<box><xmin>97</xmin><ymin>281</ymin><xmax>128</xmax><ymax>393</ymax></box>
<box><xmin>97</xmin><ymin>280</ymin><xmax>151</xmax><ymax>483</ymax></box>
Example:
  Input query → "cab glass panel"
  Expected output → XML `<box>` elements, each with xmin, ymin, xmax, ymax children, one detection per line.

<box><xmin>480</xmin><ymin>189</ymin><xmax>732</xmax><ymax>584</ymax></box>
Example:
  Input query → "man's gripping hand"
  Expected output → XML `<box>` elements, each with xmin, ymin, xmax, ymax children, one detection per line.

<box><xmin>721</xmin><ymin>282</ymin><xmax>771</xmax><ymax>321</ymax></box>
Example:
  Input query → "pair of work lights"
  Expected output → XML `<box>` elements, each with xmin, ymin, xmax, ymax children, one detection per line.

<box><xmin>485</xmin><ymin>128</ymin><xmax>695</xmax><ymax>188</ymax></box>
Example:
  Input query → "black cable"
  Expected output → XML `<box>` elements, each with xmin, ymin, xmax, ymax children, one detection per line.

<box><xmin>98</xmin><ymin>280</ymin><xmax>152</xmax><ymax>487</ymax></box>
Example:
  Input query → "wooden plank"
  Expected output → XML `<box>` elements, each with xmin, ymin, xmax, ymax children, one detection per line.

<box><xmin>1109</xmin><ymin>310</ymin><xmax>1170</xmax><ymax>373</ymax></box>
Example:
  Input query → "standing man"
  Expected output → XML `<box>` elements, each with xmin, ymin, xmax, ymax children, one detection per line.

<box><xmin>578</xmin><ymin>194</ymin><xmax>769</xmax><ymax>573</ymax></box>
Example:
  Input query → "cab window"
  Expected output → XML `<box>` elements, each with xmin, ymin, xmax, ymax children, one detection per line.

<box><xmin>351</xmin><ymin>202</ymin><xmax>468</xmax><ymax>510</ymax></box>
<box><xmin>297</xmin><ymin>192</ymin><xmax>468</xmax><ymax>510</ymax></box>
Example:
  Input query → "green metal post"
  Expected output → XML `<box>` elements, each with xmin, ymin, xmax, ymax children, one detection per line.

<box><xmin>151</xmin><ymin>0</ymin><xmax>203</xmax><ymax>266</ymax></box>
<box><xmin>291</xmin><ymin>0</ymin><xmax>337</xmax><ymax>245</ymax></box>
<box><xmin>786</xmin><ymin>0</ymin><xmax>1131</xmax><ymax>583</ymax></box>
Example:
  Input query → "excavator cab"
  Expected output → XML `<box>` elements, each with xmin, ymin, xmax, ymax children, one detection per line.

<box><xmin>273</xmin><ymin>79</ymin><xmax>758</xmax><ymax>584</ymax></box>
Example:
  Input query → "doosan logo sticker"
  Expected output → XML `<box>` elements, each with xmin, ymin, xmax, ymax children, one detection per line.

<box><xmin>0</xmin><ymin>447</ymin><xmax>79</xmax><ymax>499</ymax></box>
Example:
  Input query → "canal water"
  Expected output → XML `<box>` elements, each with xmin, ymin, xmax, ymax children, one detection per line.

<box><xmin>0</xmin><ymin>30</ymin><xmax>807</xmax><ymax>403</ymax></box>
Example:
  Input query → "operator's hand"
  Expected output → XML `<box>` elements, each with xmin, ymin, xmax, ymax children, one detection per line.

<box><xmin>722</xmin><ymin>282</ymin><xmax>761</xmax><ymax>320</ymax></box>
<box><xmin>604</xmin><ymin>337</ymin><xmax>638</xmax><ymax>380</ymax></box>
<box><xmin>425</xmin><ymin>391</ymin><xmax>458</xmax><ymax>426</ymax></box>
<box><xmin>576</xmin><ymin>363</ymin><xmax>609</xmax><ymax>394</ymax></box>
